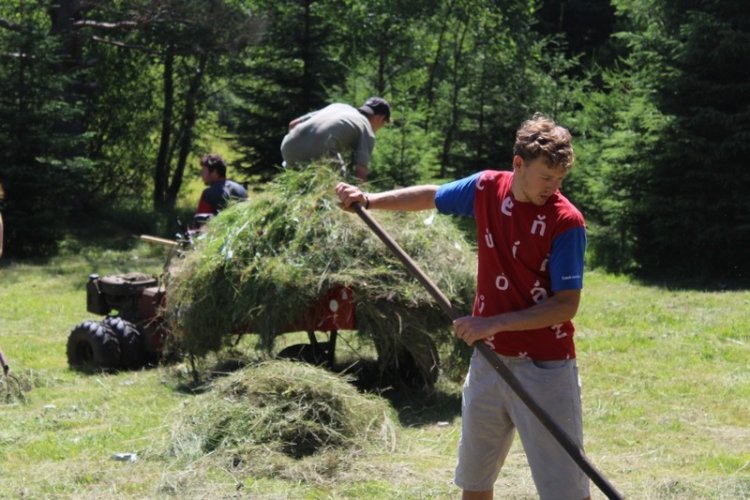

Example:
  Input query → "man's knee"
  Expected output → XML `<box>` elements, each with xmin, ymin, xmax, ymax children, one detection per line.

<box><xmin>462</xmin><ymin>490</ymin><xmax>492</xmax><ymax>500</ymax></box>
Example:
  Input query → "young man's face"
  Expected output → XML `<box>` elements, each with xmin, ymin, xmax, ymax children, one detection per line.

<box><xmin>512</xmin><ymin>155</ymin><xmax>566</xmax><ymax>206</ymax></box>
<box><xmin>200</xmin><ymin>165</ymin><xmax>215</xmax><ymax>185</ymax></box>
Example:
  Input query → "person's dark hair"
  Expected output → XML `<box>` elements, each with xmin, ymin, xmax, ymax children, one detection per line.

<box><xmin>358</xmin><ymin>97</ymin><xmax>391</xmax><ymax>122</ymax></box>
<box><xmin>513</xmin><ymin>113</ymin><xmax>575</xmax><ymax>171</ymax></box>
<box><xmin>200</xmin><ymin>154</ymin><xmax>227</xmax><ymax>178</ymax></box>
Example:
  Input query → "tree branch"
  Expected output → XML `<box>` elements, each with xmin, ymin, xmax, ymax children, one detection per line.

<box><xmin>90</xmin><ymin>35</ymin><xmax>156</xmax><ymax>54</ymax></box>
<box><xmin>0</xmin><ymin>52</ymin><xmax>34</xmax><ymax>60</ymax></box>
<box><xmin>73</xmin><ymin>19</ymin><xmax>138</xmax><ymax>30</ymax></box>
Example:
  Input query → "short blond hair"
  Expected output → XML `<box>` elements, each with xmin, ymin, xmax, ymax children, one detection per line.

<box><xmin>513</xmin><ymin>113</ymin><xmax>575</xmax><ymax>171</ymax></box>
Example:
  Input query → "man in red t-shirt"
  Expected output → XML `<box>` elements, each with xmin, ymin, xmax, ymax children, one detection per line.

<box><xmin>336</xmin><ymin>114</ymin><xmax>589</xmax><ymax>500</ymax></box>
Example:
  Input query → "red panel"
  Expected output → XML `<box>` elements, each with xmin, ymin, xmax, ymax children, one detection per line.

<box><xmin>283</xmin><ymin>285</ymin><xmax>356</xmax><ymax>333</ymax></box>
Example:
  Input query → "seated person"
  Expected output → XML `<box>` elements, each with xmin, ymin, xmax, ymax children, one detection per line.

<box><xmin>196</xmin><ymin>153</ymin><xmax>248</xmax><ymax>216</ymax></box>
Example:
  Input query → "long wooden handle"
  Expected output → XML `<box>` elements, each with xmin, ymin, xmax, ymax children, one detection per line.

<box><xmin>352</xmin><ymin>202</ymin><xmax>623</xmax><ymax>500</ymax></box>
<box><xmin>140</xmin><ymin>234</ymin><xmax>179</xmax><ymax>247</ymax></box>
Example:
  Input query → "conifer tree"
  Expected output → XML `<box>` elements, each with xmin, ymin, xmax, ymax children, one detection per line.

<box><xmin>635</xmin><ymin>0</ymin><xmax>750</xmax><ymax>284</ymax></box>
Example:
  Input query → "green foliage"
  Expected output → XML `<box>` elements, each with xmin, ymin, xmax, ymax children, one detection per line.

<box><xmin>632</xmin><ymin>1</ymin><xmax>750</xmax><ymax>285</ymax></box>
<box><xmin>368</xmin><ymin>107</ymin><xmax>440</xmax><ymax>188</ymax></box>
<box><xmin>535</xmin><ymin>0</ymin><xmax>617</xmax><ymax>68</ymax></box>
<box><xmin>82</xmin><ymin>41</ymin><xmax>161</xmax><ymax>201</ymax></box>
<box><xmin>2</xmin><ymin>0</ymin><xmax>749</xmax><ymax>287</ymax></box>
<box><xmin>424</xmin><ymin>1</ymin><xmax>535</xmax><ymax>178</ymax></box>
<box><xmin>571</xmin><ymin>0</ymin><xmax>750</xmax><ymax>285</ymax></box>
<box><xmin>567</xmin><ymin>64</ymin><xmax>670</xmax><ymax>273</ymax></box>
<box><xmin>568</xmin><ymin>0</ymin><xmax>670</xmax><ymax>276</ymax></box>
<box><xmin>0</xmin><ymin>0</ymin><xmax>93</xmax><ymax>255</ymax></box>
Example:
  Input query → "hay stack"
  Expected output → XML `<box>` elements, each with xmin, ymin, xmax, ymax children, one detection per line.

<box><xmin>166</xmin><ymin>167</ymin><xmax>476</xmax><ymax>384</ymax></box>
<box><xmin>161</xmin><ymin>361</ymin><xmax>397</xmax><ymax>467</ymax></box>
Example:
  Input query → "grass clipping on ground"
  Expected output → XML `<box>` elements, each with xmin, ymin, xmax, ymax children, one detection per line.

<box><xmin>166</xmin><ymin>168</ymin><xmax>476</xmax><ymax>380</ymax></box>
<box><xmin>159</xmin><ymin>360</ymin><xmax>398</xmax><ymax>477</ymax></box>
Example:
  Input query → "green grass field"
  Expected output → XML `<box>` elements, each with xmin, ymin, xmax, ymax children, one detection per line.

<box><xmin>0</xmin><ymin>243</ymin><xmax>748</xmax><ymax>499</ymax></box>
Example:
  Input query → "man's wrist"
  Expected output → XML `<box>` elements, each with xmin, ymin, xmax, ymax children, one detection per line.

<box><xmin>363</xmin><ymin>193</ymin><xmax>370</xmax><ymax>209</ymax></box>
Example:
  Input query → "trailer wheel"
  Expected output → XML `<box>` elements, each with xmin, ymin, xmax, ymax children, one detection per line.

<box><xmin>67</xmin><ymin>320</ymin><xmax>121</xmax><ymax>371</ymax></box>
<box><xmin>103</xmin><ymin>317</ymin><xmax>145</xmax><ymax>370</ymax></box>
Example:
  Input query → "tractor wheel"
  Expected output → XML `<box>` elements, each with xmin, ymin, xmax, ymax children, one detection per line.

<box><xmin>66</xmin><ymin>320</ymin><xmax>121</xmax><ymax>372</ymax></box>
<box><xmin>103</xmin><ymin>317</ymin><xmax>145</xmax><ymax>370</ymax></box>
<box><xmin>277</xmin><ymin>343</ymin><xmax>327</xmax><ymax>366</ymax></box>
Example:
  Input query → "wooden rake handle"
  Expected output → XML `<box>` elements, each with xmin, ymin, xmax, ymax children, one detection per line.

<box><xmin>140</xmin><ymin>234</ymin><xmax>180</xmax><ymax>247</ymax></box>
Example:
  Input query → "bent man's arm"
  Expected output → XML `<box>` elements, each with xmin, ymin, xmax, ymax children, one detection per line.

<box><xmin>453</xmin><ymin>289</ymin><xmax>581</xmax><ymax>346</ymax></box>
<box><xmin>336</xmin><ymin>182</ymin><xmax>439</xmax><ymax>212</ymax></box>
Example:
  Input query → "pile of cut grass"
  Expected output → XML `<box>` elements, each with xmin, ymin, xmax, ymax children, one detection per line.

<box><xmin>166</xmin><ymin>167</ymin><xmax>476</xmax><ymax>384</ymax></box>
<box><xmin>0</xmin><ymin>371</ymin><xmax>30</xmax><ymax>405</ymax></box>
<box><xmin>158</xmin><ymin>361</ymin><xmax>398</xmax><ymax>479</ymax></box>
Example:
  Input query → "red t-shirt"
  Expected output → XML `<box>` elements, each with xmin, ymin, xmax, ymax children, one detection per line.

<box><xmin>437</xmin><ymin>170</ymin><xmax>586</xmax><ymax>360</ymax></box>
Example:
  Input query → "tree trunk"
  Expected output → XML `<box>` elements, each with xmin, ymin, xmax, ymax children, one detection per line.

<box><xmin>301</xmin><ymin>0</ymin><xmax>313</xmax><ymax>110</ymax></box>
<box><xmin>48</xmin><ymin>0</ymin><xmax>83</xmax><ymax>67</ymax></box>
<box><xmin>476</xmin><ymin>40</ymin><xmax>488</xmax><ymax>168</ymax></box>
<box><xmin>47</xmin><ymin>0</ymin><xmax>85</xmax><ymax>141</ymax></box>
<box><xmin>424</xmin><ymin>0</ymin><xmax>455</xmax><ymax>131</ymax></box>
<box><xmin>165</xmin><ymin>53</ymin><xmax>208</xmax><ymax>210</ymax></box>
<box><xmin>154</xmin><ymin>43</ymin><xmax>174</xmax><ymax>211</ymax></box>
<box><xmin>440</xmin><ymin>17</ymin><xmax>470</xmax><ymax>177</ymax></box>
<box><xmin>377</xmin><ymin>28</ymin><xmax>388</xmax><ymax>95</ymax></box>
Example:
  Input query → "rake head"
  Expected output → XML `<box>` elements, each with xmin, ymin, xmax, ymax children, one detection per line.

<box><xmin>0</xmin><ymin>371</ymin><xmax>27</xmax><ymax>404</ymax></box>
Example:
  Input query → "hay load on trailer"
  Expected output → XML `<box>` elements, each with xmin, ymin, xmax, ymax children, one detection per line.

<box><xmin>165</xmin><ymin>167</ymin><xmax>476</xmax><ymax>387</ymax></box>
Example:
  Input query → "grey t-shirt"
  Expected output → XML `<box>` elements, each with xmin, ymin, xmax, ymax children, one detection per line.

<box><xmin>280</xmin><ymin>103</ymin><xmax>375</xmax><ymax>167</ymax></box>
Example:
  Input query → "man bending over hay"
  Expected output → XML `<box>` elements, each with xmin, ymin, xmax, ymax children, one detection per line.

<box><xmin>336</xmin><ymin>113</ymin><xmax>590</xmax><ymax>500</ymax></box>
<box><xmin>281</xmin><ymin>97</ymin><xmax>391</xmax><ymax>181</ymax></box>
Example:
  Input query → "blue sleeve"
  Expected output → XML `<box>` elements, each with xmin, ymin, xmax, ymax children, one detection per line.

<box><xmin>549</xmin><ymin>227</ymin><xmax>586</xmax><ymax>292</ymax></box>
<box><xmin>434</xmin><ymin>172</ymin><xmax>480</xmax><ymax>217</ymax></box>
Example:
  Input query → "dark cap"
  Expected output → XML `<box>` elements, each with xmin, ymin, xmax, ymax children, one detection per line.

<box><xmin>359</xmin><ymin>97</ymin><xmax>391</xmax><ymax>122</ymax></box>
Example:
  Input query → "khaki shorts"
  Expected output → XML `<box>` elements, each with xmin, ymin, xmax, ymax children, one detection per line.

<box><xmin>454</xmin><ymin>350</ymin><xmax>590</xmax><ymax>499</ymax></box>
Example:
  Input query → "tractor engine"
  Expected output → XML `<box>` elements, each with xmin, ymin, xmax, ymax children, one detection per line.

<box><xmin>67</xmin><ymin>273</ymin><xmax>167</xmax><ymax>371</ymax></box>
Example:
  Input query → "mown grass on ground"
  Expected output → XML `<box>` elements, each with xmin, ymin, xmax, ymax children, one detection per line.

<box><xmin>0</xmin><ymin>242</ymin><xmax>748</xmax><ymax>499</ymax></box>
